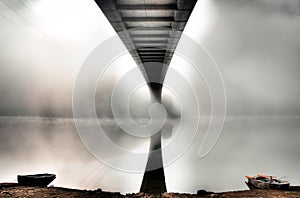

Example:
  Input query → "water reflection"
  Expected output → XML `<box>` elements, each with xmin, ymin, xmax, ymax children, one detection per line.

<box><xmin>0</xmin><ymin>116</ymin><xmax>299</xmax><ymax>193</ymax></box>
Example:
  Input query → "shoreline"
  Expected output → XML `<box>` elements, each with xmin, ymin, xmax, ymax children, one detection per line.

<box><xmin>1</xmin><ymin>185</ymin><xmax>300</xmax><ymax>197</ymax></box>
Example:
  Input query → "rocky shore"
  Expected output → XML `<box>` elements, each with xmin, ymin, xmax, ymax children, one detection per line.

<box><xmin>1</xmin><ymin>185</ymin><xmax>300</xmax><ymax>198</ymax></box>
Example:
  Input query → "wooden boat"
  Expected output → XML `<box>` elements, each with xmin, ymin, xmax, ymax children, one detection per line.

<box><xmin>17</xmin><ymin>173</ymin><xmax>56</xmax><ymax>187</ymax></box>
<box><xmin>245</xmin><ymin>174</ymin><xmax>290</xmax><ymax>190</ymax></box>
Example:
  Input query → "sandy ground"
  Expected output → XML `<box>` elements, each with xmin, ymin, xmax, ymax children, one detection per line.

<box><xmin>1</xmin><ymin>185</ymin><xmax>300</xmax><ymax>198</ymax></box>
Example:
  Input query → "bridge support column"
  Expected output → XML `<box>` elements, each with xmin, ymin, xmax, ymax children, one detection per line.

<box><xmin>140</xmin><ymin>82</ymin><xmax>167</xmax><ymax>193</ymax></box>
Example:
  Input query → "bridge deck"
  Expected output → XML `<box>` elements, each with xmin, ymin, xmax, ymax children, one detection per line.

<box><xmin>94</xmin><ymin>0</ymin><xmax>197</xmax><ymax>83</ymax></box>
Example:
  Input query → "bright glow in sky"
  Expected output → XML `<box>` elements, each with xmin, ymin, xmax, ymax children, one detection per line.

<box><xmin>183</xmin><ymin>0</ymin><xmax>217</xmax><ymax>42</ymax></box>
<box><xmin>33</xmin><ymin>0</ymin><xmax>97</xmax><ymax>38</ymax></box>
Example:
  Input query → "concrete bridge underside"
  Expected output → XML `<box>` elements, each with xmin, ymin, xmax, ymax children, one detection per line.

<box><xmin>94</xmin><ymin>0</ymin><xmax>197</xmax><ymax>193</ymax></box>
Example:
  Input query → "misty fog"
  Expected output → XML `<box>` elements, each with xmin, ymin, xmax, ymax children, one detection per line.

<box><xmin>0</xmin><ymin>0</ymin><xmax>300</xmax><ymax>194</ymax></box>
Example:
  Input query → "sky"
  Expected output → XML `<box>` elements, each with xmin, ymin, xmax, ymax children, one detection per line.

<box><xmin>0</xmin><ymin>0</ymin><xmax>299</xmax><ymax>117</ymax></box>
<box><xmin>0</xmin><ymin>0</ymin><xmax>300</xmax><ymax>194</ymax></box>
<box><xmin>183</xmin><ymin>0</ymin><xmax>300</xmax><ymax>116</ymax></box>
<box><xmin>0</xmin><ymin>0</ymin><xmax>116</xmax><ymax>117</ymax></box>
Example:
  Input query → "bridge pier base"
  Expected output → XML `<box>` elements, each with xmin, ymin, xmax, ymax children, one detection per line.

<box><xmin>140</xmin><ymin>83</ymin><xmax>167</xmax><ymax>193</ymax></box>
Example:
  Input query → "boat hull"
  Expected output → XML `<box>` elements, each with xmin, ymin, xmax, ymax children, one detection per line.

<box><xmin>18</xmin><ymin>174</ymin><xmax>56</xmax><ymax>187</ymax></box>
<box><xmin>246</xmin><ymin>180</ymin><xmax>290</xmax><ymax>190</ymax></box>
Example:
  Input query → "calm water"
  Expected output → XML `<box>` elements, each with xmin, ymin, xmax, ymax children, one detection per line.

<box><xmin>0</xmin><ymin>116</ymin><xmax>299</xmax><ymax>193</ymax></box>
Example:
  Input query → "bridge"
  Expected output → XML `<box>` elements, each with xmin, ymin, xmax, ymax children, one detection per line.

<box><xmin>94</xmin><ymin>0</ymin><xmax>197</xmax><ymax>193</ymax></box>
